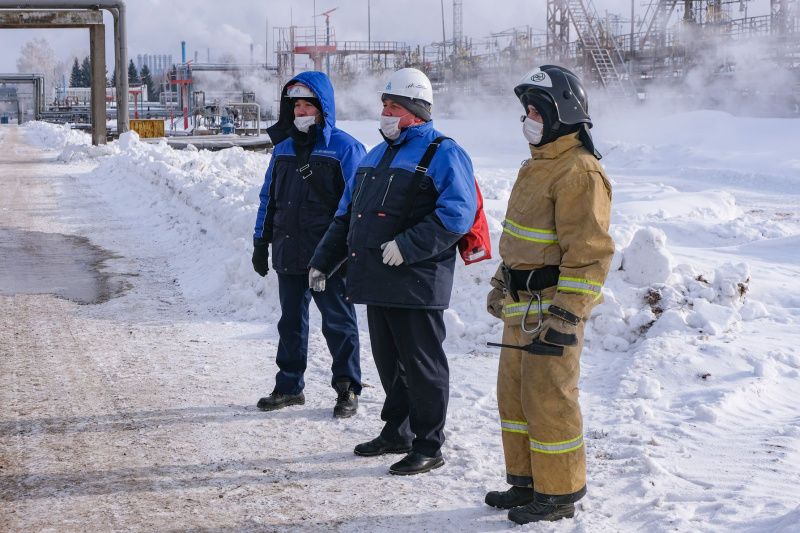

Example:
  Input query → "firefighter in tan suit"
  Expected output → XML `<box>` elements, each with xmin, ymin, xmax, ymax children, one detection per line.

<box><xmin>484</xmin><ymin>65</ymin><xmax>615</xmax><ymax>525</ymax></box>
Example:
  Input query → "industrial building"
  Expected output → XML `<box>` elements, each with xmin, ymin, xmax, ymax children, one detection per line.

<box><xmin>136</xmin><ymin>53</ymin><xmax>174</xmax><ymax>79</ymax></box>
<box><xmin>274</xmin><ymin>0</ymin><xmax>800</xmax><ymax>114</ymax></box>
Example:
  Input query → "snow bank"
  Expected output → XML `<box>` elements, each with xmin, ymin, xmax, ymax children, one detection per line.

<box><xmin>23</xmin><ymin>121</ymin><xmax>90</xmax><ymax>150</ymax></box>
<box><xmin>23</xmin><ymin>122</ymin><xmax>278</xmax><ymax>321</ymax></box>
<box><xmin>21</xmin><ymin>120</ymin><xmax>769</xmax><ymax>354</ymax></box>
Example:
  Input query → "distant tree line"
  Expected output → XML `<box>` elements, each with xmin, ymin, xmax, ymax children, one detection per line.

<box><xmin>69</xmin><ymin>56</ymin><xmax>157</xmax><ymax>99</ymax></box>
<box><xmin>15</xmin><ymin>38</ymin><xmax>167</xmax><ymax>102</ymax></box>
<box><xmin>68</xmin><ymin>57</ymin><xmax>93</xmax><ymax>88</ymax></box>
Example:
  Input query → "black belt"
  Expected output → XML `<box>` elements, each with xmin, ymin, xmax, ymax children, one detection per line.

<box><xmin>501</xmin><ymin>264</ymin><xmax>560</xmax><ymax>302</ymax></box>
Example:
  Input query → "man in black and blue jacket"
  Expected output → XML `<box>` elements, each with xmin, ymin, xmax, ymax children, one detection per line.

<box><xmin>309</xmin><ymin>68</ymin><xmax>477</xmax><ymax>475</ymax></box>
<box><xmin>252</xmin><ymin>71</ymin><xmax>366</xmax><ymax>418</ymax></box>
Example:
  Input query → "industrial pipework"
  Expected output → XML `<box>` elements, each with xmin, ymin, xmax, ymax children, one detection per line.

<box><xmin>0</xmin><ymin>0</ymin><xmax>129</xmax><ymax>134</ymax></box>
<box><xmin>0</xmin><ymin>73</ymin><xmax>46</xmax><ymax>120</ymax></box>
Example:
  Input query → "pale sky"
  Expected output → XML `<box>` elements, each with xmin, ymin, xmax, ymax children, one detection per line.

<box><xmin>0</xmin><ymin>0</ymin><xmax>630</xmax><ymax>74</ymax></box>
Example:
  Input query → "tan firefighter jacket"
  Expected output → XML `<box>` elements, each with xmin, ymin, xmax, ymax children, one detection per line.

<box><xmin>492</xmin><ymin>132</ymin><xmax>614</xmax><ymax>327</ymax></box>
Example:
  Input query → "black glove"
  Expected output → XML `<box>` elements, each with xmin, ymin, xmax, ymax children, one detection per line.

<box><xmin>538</xmin><ymin>305</ymin><xmax>581</xmax><ymax>347</ymax></box>
<box><xmin>252</xmin><ymin>241</ymin><xmax>270</xmax><ymax>277</ymax></box>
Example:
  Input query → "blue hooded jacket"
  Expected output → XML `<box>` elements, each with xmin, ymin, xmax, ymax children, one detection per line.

<box><xmin>253</xmin><ymin>71</ymin><xmax>366</xmax><ymax>275</ymax></box>
<box><xmin>309</xmin><ymin>120</ymin><xmax>477</xmax><ymax>309</ymax></box>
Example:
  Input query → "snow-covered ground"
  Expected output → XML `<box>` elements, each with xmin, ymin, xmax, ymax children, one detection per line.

<box><xmin>11</xmin><ymin>108</ymin><xmax>800</xmax><ymax>531</ymax></box>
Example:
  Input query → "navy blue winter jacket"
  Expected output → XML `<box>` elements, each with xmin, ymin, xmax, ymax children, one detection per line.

<box><xmin>253</xmin><ymin>71</ymin><xmax>366</xmax><ymax>275</ymax></box>
<box><xmin>309</xmin><ymin>121</ymin><xmax>477</xmax><ymax>309</ymax></box>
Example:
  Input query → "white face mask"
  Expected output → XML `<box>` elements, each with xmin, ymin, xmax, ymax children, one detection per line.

<box><xmin>379</xmin><ymin>113</ymin><xmax>410</xmax><ymax>140</ymax></box>
<box><xmin>294</xmin><ymin>115</ymin><xmax>317</xmax><ymax>133</ymax></box>
<box><xmin>522</xmin><ymin>116</ymin><xmax>544</xmax><ymax>145</ymax></box>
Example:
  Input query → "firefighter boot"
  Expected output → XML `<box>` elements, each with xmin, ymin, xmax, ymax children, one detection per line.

<box><xmin>333</xmin><ymin>379</ymin><xmax>358</xmax><ymax>419</ymax></box>
<box><xmin>485</xmin><ymin>486</ymin><xmax>535</xmax><ymax>509</ymax></box>
<box><xmin>508</xmin><ymin>502</ymin><xmax>575</xmax><ymax>524</ymax></box>
<box><xmin>256</xmin><ymin>390</ymin><xmax>305</xmax><ymax>411</ymax></box>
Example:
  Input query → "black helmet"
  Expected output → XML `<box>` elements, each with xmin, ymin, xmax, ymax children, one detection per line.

<box><xmin>514</xmin><ymin>65</ymin><xmax>591</xmax><ymax>127</ymax></box>
<box><xmin>514</xmin><ymin>65</ymin><xmax>600</xmax><ymax>159</ymax></box>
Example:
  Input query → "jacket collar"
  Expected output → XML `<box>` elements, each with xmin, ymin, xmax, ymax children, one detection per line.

<box><xmin>528</xmin><ymin>132</ymin><xmax>582</xmax><ymax>160</ymax></box>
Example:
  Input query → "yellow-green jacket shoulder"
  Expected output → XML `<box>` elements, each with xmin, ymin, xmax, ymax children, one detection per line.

<box><xmin>497</xmin><ymin>132</ymin><xmax>614</xmax><ymax>325</ymax></box>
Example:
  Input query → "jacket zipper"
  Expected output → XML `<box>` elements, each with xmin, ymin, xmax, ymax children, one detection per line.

<box><xmin>381</xmin><ymin>174</ymin><xmax>395</xmax><ymax>206</ymax></box>
<box><xmin>353</xmin><ymin>173</ymin><xmax>368</xmax><ymax>207</ymax></box>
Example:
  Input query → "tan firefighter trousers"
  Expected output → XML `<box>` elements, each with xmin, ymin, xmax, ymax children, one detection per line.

<box><xmin>497</xmin><ymin>321</ymin><xmax>587</xmax><ymax>504</ymax></box>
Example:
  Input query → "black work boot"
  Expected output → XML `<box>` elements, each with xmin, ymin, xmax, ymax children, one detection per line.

<box><xmin>354</xmin><ymin>436</ymin><xmax>412</xmax><ymax>457</ymax></box>
<box><xmin>485</xmin><ymin>486</ymin><xmax>535</xmax><ymax>509</ymax></box>
<box><xmin>333</xmin><ymin>379</ymin><xmax>358</xmax><ymax>419</ymax></box>
<box><xmin>507</xmin><ymin>502</ymin><xmax>575</xmax><ymax>524</ymax></box>
<box><xmin>256</xmin><ymin>390</ymin><xmax>305</xmax><ymax>411</ymax></box>
<box><xmin>389</xmin><ymin>451</ymin><xmax>444</xmax><ymax>475</ymax></box>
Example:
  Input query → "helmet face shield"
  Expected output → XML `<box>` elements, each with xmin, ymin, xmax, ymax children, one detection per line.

<box><xmin>515</xmin><ymin>65</ymin><xmax>591</xmax><ymax>127</ymax></box>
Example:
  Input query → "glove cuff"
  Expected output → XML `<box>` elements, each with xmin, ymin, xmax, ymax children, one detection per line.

<box><xmin>254</xmin><ymin>237</ymin><xmax>269</xmax><ymax>247</ymax></box>
<box><xmin>543</xmin><ymin>326</ymin><xmax>578</xmax><ymax>347</ymax></box>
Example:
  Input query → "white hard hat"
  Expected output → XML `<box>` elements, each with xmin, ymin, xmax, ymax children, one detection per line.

<box><xmin>286</xmin><ymin>83</ymin><xmax>316</xmax><ymax>98</ymax></box>
<box><xmin>381</xmin><ymin>68</ymin><xmax>433</xmax><ymax>106</ymax></box>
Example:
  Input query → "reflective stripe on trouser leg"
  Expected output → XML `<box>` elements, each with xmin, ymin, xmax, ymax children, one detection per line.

<box><xmin>517</xmin><ymin>322</ymin><xmax>587</xmax><ymax>503</ymax></box>
<box><xmin>497</xmin><ymin>325</ymin><xmax>533</xmax><ymax>488</ymax></box>
<box><xmin>502</xmin><ymin>322</ymin><xmax>588</xmax><ymax>504</ymax></box>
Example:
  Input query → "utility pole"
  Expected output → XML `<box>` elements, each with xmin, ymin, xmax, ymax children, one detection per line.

<box><xmin>440</xmin><ymin>0</ymin><xmax>447</xmax><ymax>74</ymax></box>
<box><xmin>453</xmin><ymin>0</ymin><xmax>463</xmax><ymax>78</ymax></box>
<box><xmin>368</xmin><ymin>0</ymin><xmax>371</xmax><ymax>72</ymax></box>
<box><xmin>630</xmin><ymin>0</ymin><xmax>635</xmax><ymax>68</ymax></box>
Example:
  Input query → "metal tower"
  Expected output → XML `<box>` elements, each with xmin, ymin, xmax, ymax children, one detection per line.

<box><xmin>453</xmin><ymin>0</ymin><xmax>463</xmax><ymax>47</ymax></box>
<box><xmin>639</xmin><ymin>0</ymin><xmax>680</xmax><ymax>50</ymax></box>
<box><xmin>555</xmin><ymin>0</ymin><xmax>638</xmax><ymax>103</ymax></box>
<box><xmin>547</xmin><ymin>0</ymin><xmax>571</xmax><ymax>60</ymax></box>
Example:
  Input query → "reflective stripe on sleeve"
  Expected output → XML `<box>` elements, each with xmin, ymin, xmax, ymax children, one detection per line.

<box><xmin>529</xmin><ymin>434</ymin><xmax>584</xmax><ymax>454</ymax></box>
<box><xmin>501</xmin><ymin>420</ymin><xmax>528</xmax><ymax>434</ymax></box>
<box><xmin>557</xmin><ymin>277</ymin><xmax>602</xmax><ymax>296</ymax></box>
<box><xmin>502</xmin><ymin>219</ymin><xmax>558</xmax><ymax>243</ymax></box>
<box><xmin>502</xmin><ymin>300</ymin><xmax>552</xmax><ymax>318</ymax></box>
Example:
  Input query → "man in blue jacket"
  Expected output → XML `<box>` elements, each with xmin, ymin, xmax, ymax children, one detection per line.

<box><xmin>309</xmin><ymin>68</ymin><xmax>477</xmax><ymax>474</ymax></box>
<box><xmin>252</xmin><ymin>71</ymin><xmax>366</xmax><ymax>418</ymax></box>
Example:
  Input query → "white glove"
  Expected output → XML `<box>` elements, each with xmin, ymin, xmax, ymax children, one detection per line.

<box><xmin>309</xmin><ymin>268</ymin><xmax>327</xmax><ymax>292</ymax></box>
<box><xmin>381</xmin><ymin>240</ymin><xmax>404</xmax><ymax>266</ymax></box>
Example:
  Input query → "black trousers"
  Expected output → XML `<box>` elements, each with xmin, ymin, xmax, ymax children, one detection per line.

<box><xmin>366</xmin><ymin>306</ymin><xmax>449</xmax><ymax>458</ymax></box>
